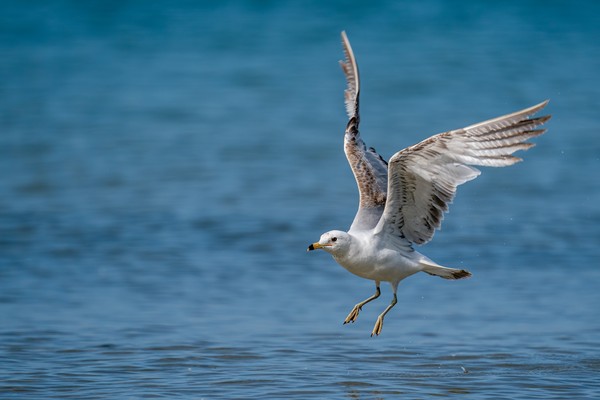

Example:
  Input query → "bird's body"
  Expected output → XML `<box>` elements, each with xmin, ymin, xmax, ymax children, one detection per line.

<box><xmin>308</xmin><ymin>31</ymin><xmax>550</xmax><ymax>336</ymax></box>
<box><xmin>326</xmin><ymin>230</ymin><xmax>420</xmax><ymax>282</ymax></box>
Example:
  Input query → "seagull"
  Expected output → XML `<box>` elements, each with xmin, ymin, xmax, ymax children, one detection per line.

<box><xmin>307</xmin><ymin>31</ymin><xmax>550</xmax><ymax>337</ymax></box>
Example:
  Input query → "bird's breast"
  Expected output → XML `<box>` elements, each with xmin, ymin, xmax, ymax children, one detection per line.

<box><xmin>333</xmin><ymin>244</ymin><xmax>419</xmax><ymax>282</ymax></box>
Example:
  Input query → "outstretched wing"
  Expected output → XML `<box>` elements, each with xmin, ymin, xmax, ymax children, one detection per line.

<box><xmin>340</xmin><ymin>31</ymin><xmax>389</xmax><ymax>232</ymax></box>
<box><xmin>375</xmin><ymin>100</ymin><xmax>551</xmax><ymax>245</ymax></box>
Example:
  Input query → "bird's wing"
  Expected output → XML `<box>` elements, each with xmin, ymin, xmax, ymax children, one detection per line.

<box><xmin>374</xmin><ymin>100</ymin><xmax>551</xmax><ymax>245</ymax></box>
<box><xmin>340</xmin><ymin>31</ymin><xmax>389</xmax><ymax>232</ymax></box>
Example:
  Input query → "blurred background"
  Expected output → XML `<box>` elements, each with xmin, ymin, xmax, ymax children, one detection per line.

<box><xmin>1</xmin><ymin>1</ymin><xmax>599</xmax><ymax>398</ymax></box>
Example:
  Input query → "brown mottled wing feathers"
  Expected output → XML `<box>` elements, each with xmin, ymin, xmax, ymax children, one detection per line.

<box><xmin>340</xmin><ymin>31</ymin><xmax>389</xmax><ymax>232</ymax></box>
<box><xmin>375</xmin><ymin>101</ymin><xmax>551</xmax><ymax>245</ymax></box>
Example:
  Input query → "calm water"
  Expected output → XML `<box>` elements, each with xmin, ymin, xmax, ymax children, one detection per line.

<box><xmin>1</xmin><ymin>1</ymin><xmax>599</xmax><ymax>398</ymax></box>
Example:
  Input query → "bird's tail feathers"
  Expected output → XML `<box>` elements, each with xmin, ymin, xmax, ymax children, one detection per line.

<box><xmin>420</xmin><ymin>259</ymin><xmax>471</xmax><ymax>280</ymax></box>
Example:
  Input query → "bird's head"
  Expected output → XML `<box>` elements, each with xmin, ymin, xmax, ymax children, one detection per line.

<box><xmin>307</xmin><ymin>230</ymin><xmax>350</xmax><ymax>255</ymax></box>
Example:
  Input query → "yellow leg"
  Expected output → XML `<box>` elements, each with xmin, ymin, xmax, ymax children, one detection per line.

<box><xmin>371</xmin><ymin>293</ymin><xmax>397</xmax><ymax>337</ymax></box>
<box><xmin>343</xmin><ymin>284</ymin><xmax>380</xmax><ymax>324</ymax></box>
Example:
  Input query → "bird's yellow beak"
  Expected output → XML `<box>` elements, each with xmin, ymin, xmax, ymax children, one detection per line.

<box><xmin>307</xmin><ymin>242</ymin><xmax>329</xmax><ymax>251</ymax></box>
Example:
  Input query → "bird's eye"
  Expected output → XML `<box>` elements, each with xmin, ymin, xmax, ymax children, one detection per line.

<box><xmin>331</xmin><ymin>237</ymin><xmax>337</xmax><ymax>242</ymax></box>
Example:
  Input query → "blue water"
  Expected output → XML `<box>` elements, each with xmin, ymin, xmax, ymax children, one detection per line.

<box><xmin>1</xmin><ymin>1</ymin><xmax>599</xmax><ymax>398</ymax></box>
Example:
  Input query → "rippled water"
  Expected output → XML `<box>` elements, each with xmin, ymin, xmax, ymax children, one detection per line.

<box><xmin>1</xmin><ymin>1</ymin><xmax>599</xmax><ymax>398</ymax></box>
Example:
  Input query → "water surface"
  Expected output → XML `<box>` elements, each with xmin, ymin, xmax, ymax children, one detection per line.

<box><xmin>1</xmin><ymin>1</ymin><xmax>599</xmax><ymax>398</ymax></box>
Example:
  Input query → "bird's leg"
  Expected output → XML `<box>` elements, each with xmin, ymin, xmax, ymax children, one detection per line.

<box><xmin>344</xmin><ymin>283</ymin><xmax>380</xmax><ymax>324</ymax></box>
<box><xmin>371</xmin><ymin>292</ymin><xmax>398</xmax><ymax>337</ymax></box>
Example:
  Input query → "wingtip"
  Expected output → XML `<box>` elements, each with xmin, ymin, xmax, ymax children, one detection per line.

<box><xmin>341</xmin><ymin>31</ymin><xmax>350</xmax><ymax>48</ymax></box>
<box><xmin>525</xmin><ymin>100</ymin><xmax>551</xmax><ymax>125</ymax></box>
<box><xmin>539</xmin><ymin>99</ymin><xmax>550</xmax><ymax>109</ymax></box>
<box><xmin>526</xmin><ymin>99</ymin><xmax>550</xmax><ymax>115</ymax></box>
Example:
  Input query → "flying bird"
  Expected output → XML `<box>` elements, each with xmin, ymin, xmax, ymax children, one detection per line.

<box><xmin>307</xmin><ymin>31</ymin><xmax>550</xmax><ymax>336</ymax></box>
